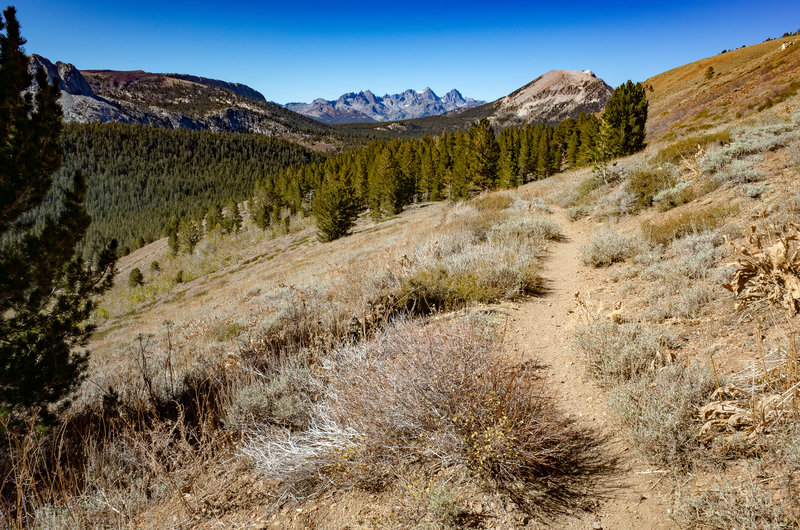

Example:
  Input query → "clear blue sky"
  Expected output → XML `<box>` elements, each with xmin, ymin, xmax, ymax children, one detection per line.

<box><xmin>14</xmin><ymin>0</ymin><xmax>800</xmax><ymax>104</ymax></box>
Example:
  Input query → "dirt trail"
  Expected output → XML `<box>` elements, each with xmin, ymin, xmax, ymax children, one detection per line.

<box><xmin>504</xmin><ymin>208</ymin><xmax>676</xmax><ymax>529</ymax></box>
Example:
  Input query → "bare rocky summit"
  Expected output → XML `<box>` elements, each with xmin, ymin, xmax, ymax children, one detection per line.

<box><xmin>491</xmin><ymin>69</ymin><xmax>613</xmax><ymax>125</ymax></box>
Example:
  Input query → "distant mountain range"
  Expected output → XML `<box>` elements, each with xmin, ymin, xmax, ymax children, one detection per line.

<box><xmin>285</xmin><ymin>88</ymin><xmax>485</xmax><ymax>124</ymax></box>
<box><xmin>29</xmin><ymin>55</ymin><xmax>333</xmax><ymax>141</ymax></box>
<box><xmin>29</xmin><ymin>54</ymin><xmax>613</xmax><ymax>140</ymax></box>
<box><xmin>340</xmin><ymin>70</ymin><xmax>614</xmax><ymax>138</ymax></box>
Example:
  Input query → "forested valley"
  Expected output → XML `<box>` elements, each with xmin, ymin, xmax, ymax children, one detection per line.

<box><xmin>46</xmin><ymin>123</ymin><xmax>323</xmax><ymax>254</ymax></box>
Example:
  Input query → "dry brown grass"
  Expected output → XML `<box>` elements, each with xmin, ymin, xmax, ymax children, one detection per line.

<box><xmin>241</xmin><ymin>318</ymin><xmax>611</xmax><ymax>518</ymax></box>
<box><xmin>0</xmin><ymin>349</ymin><xmax>234</xmax><ymax>527</ymax></box>
<box><xmin>1</xmin><ymin>189</ymin><xmax>570</xmax><ymax>526</ymax></box>
<box><xmin>641</xmin><ymin>204</ymin><xmax>736</xmax><ymax>246</ymax></box>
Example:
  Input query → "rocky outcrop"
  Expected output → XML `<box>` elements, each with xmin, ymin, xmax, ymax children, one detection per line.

<box><xmin>165</xmin><ymin>73</ymin><xmax>266</xmax><ymax>102</ymax></box>
<box><xmin>26</xmin><ymin>55</ymin><xmax>331</xmax><ymax>138</ymax></box>
<box><xmin>491</xmin><ymin>70</ymin><xmax>613</xmax><ymax>125</ymax></box>
<box><xmin>286</xmin><ymin>87</ymin><xmax>485</xmax><ymax>124</ymax></box>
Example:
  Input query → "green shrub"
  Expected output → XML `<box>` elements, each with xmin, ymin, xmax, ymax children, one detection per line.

<box><xmin>128</xmin><ymin>268</ymin><xmax>144</xmax><ymax>287</ymax></box>
<box><xmin>641</xmin><ymin>205</ymin><xmax>735</xmax><ymax>246</ymax></box>
<box><xmin>653</xmin><ymin>130</ymin><xmax>731</xmax><ymax>164</ymax></box>
<box><xmin>470</xmin><ymin>193</ymin><xmax>513</xmax><ymax>212</ymax></box>
<box><xmin>149</xmin><ymin>261</ymin><xmax>160</xmax><ymax>272</ymax></box>
<box><xmin>654</xmin><ymin>181</ymin><xmax>696</xmax><ymax>211</ymax></box>
<box><xmin>625</xmin><ymin>169</ymin><xmax>674</xmax><ymax>211</ymax></box>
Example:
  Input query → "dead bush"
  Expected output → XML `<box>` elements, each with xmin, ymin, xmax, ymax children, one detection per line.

<box><xmin>242</xmin><ymin>319</ymin><xmax>606</xmax><ymax>516</ymax></box>
<box><xmin>674</xmin><ymin>473</ymin><xmax>789</xmax><ymax>529</ymax></box>
<box><xmin>723</xmin><ymin>223</ymin><xmax>800</xmax><ymax>315</ymax></box>
<box><xmin>697</xmin><ymin>336</ymin><xmax>799</xmax><ymax>448</ymax></box>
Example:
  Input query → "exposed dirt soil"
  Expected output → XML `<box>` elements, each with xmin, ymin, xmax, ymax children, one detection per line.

<box><xmin>502</xmin><ymin>207</ymin><xmax>677</xmax><ymax>529</ymax></box>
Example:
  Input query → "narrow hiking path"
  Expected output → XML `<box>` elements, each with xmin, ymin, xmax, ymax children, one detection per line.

<box><xmin>504</xmin><ymin>208</ymin><xmax>677</xmax><ymax>529</ymax></box>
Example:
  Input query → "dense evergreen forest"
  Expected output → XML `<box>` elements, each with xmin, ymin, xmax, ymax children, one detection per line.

<box><xmin>50</xmin><ymin>123</ymin><xmax>323</xmax><ymax>253</ymax></box>
<box><xmin>261</xmin><ymin>114</ymin><xmax>604</xmax><ymax>241</ymax></box>
<box><xmin>241</xmin><ymin>82</ymin><xmax>646</xmax><ymax>243</ymax></box>
<box><xmin>47</xmin><ymin>81</ymin><xmax>645</xmax><ymax>254</ymax></box>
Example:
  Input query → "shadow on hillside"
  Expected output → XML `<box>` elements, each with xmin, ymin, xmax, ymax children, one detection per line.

<box><xmin>510</xmin><ymin>425</ymin><xmax>621</xmax><ymax>521</ymax></box>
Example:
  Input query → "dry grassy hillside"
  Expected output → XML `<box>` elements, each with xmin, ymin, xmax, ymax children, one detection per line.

<box><xmin>4</xmin><ymin>36</ymin><xmax>800</xmax><ymax>529</ymax></box>
<box><xmin>535</xmin><ymin>84</ymin><xmax>800</xmax><ymax>526</ymax></box>
<box><xmin>646</xmin><ymin>34</ymin><xmax>800</xmax><ymax>142</ymax></box>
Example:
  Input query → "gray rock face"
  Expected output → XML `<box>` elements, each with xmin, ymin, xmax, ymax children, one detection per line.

<box><xmin>30</xmin><ymin>55</ymin><xmax>94</xmax><ymax>96</ymax></box>
<box><xmin>26</xmin><ymin>55</ymin><xmax>330</xmax><ymax>138</ymax></box>
<box><xmin>57</xmin><ymin>62</ymin><xmax>94</xmax><ymax>96</ymax></box>
<box><xmin>286</xmin><ymin>87</ymin><xmax>485</xmax><ymax>124</ymax></box>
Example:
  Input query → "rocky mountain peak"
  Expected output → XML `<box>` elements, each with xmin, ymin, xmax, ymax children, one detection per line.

<box><xmin>493</xmin><ymin>69</ymin><xmax>612</xmax><ymax>125</ymax></box>
<box><xmin>285</xmin><ymin>87</ymin><xmax>485</xmax><ymax>124</ymax></box>
<box><xmin>29</xmin><ymin>54</ymin><xmax>93</xmax><ymax>96</ymax></box>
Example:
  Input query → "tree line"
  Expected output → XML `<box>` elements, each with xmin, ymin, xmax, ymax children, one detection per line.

<box><xmin>165</xmin><ymin>79</ymin><xmax>647</xmax><ymax>246</ymax></box>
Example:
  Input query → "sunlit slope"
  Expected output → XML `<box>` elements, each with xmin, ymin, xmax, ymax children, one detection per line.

<box><xmin>645</xmin><ymin>35</ymin><xmax>800</xmax><ymax>141</ymax></box>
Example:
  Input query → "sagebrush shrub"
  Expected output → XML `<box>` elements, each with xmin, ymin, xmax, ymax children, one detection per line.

<box><xmin>579</xmin><ymin>227</ymin><xmax>639</xmax><ymax>267</ymax></box>
<box><xmin>242</xmin><ymin>319</ymin><xmax>595</xmax><ymax>512</ymax></box>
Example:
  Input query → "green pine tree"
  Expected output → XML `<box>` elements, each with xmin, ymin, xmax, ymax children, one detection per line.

<box><xmin>179</xmin><ymin>219</ymin><xmax>202</xmax><ymax>254</ymax></box>
<box><xmin>167</xmin><ymin>229</ymin><xmax>180</xmax><ymax>257</ymax></box>
<box><xmin>313</xmin><ymin>175</ymin><xmax>360</xmax><ymax>242</ymax></box>
<box><xmin>205</xmin><ymin>203</ymin><xmax>222</xmax><ymax>233</ymax></box>
<box><xmin>603</xmin><ymin>80</ymin><xmax>648</xmax><ymax>156</ymax></box>
<box><xmin>221</xmin><ymin>199</ymin><xmax>242</xmax><ymax>234</ymax></box>
<box><xmin>468</xmin><ymin>118</ymin><xmax>500</xmax><ymax>190</ymax></box>
<box><xmin>249</xmin><ymin>183</ymin><xmax>276</xmax><ymax>230</ymax></box>
<box><xmin>128</xmin><ymin>267</ymin><xmax>144</xmax><ymax>287</ymax></box>
<box><xmin>368</xmin><ymin>148</ymin><xmax>404</xmax><ymax>219</ymax></box>
<box><xmin>0</xmin><ymin>7</ymin><xmax>116</xmax><ymax>421</ymax></box>
<box><xmin>449</xmin><ymin>130</ymin><xmax>471</xmax><ymax>199</ymax></box>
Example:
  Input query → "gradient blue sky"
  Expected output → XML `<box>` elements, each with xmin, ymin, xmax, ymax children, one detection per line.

<box><xmin>14</xmin><ymin>1</ymin><xmax>800</xmax><ymax>104</ymax></box>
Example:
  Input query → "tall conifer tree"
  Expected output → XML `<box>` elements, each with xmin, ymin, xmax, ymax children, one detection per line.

<box><xmin>603</xmin><ymin>80</ymin><xmax>648</xmax><ymax>156</ymax></box>
<box><xmin>0</xmin><ymin>7</ymin><xmax>116</xmax><ymax>420</ymax></box>
<box><xmin>468</xmin><ymin>118</ymin><xmax>500</xmax><ymax>189</ymax></box>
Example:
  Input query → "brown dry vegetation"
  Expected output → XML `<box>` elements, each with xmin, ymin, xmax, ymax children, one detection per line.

<box><xmin>5</xmin><ymin>35</ymin><xmax>800</xmax><ymax>529</ymax></box>
<box><xmin>536</xmin><ymin>77</ymin><xmax>800</xmax><ymax>526</ymax></box>
<box><xmin>645</xmin><ymin>34</ymin><xmax>800</xmax><ymax>143</ymax></box>
<box><xmin>2</xmin><ymin>188</ymin><xmax>578</xmax><ymax>527</ymax></box>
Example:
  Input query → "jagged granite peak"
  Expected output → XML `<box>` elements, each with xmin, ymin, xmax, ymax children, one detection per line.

<box><xmin>492</xmin><ymin>69</ymin><xmax>613</xmax><ymax>125</ymax></box>
<box><xmin>441</xmin><ymin>89</ymin><xmax>468</xmax><ymax>107</ymax></box>
<box><xmin>25</xmin><ymin>55</ymin><xmax>332</xmax><ymax>138</ymax></box>
<box><xmin>285</xmin><ymin>87</ymin><xmax>485</xmax><ymax>124</ymax></box>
